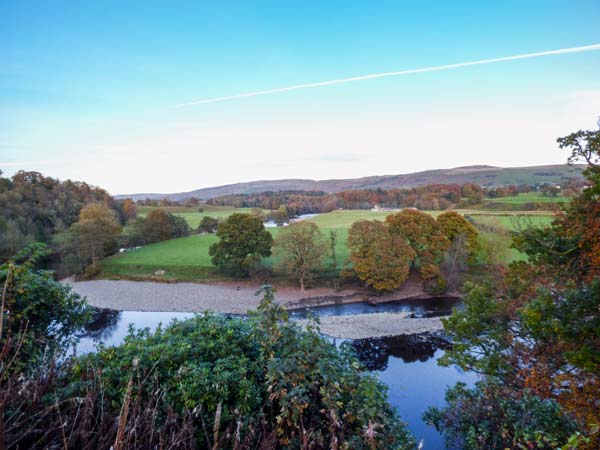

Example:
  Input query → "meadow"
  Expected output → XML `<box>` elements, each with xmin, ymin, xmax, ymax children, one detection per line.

<box><xmin>137</xmin><ymin>205</ymin><xmax>255</xmax><ymax>228</ymax></box>
<box><xmin>481</xmin><ymin>191</ymin><xmax>570</xmax><ymax>208</ymax></box>
<box><xmin>101</xmin><ymin>207</ymin><xmax>558</xmax><ymax>282</ymax></box>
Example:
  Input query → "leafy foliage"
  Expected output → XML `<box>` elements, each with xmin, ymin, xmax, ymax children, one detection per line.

<box><xmin>430</xmin><ymin>121</ymin><xmax>600</xmax><ymax>448</ymax></box>
<box><xmin>197</xmin><ymin>215</ymin><xmax>220</xmax><ymax>234</ymax></box>
<box><xmin>273</xmin><ymin>221</ymin><xmax>327</xmax><ymax>290</ymax></box>
<box><xmin>7</xmin><ymin>286</ymin><xmax>416</xmax><ymax>450</ymax></box>
<box><xmin>424</xmin><ymin>382</ymin><xmax>576</xmax><ymax>450</ymax></box>
<box><xmin>119</xmin><ymin>209</ymin><xmax>192</xmax><ymax>248</ymax></box>
<box><xmin>0</xmin><ymin>243</ymin><xmax>90</xmax><ymax>376</ymax></box>
<box><xmin>385</xmin><ymin>210</ymin><xmax>450</xmax><ymax>267</ymax></box>
<box><xmin>62</xmin><ymin>203</ymin><xmax>122</xmax><ymax>275</ymax></box>
<box><xmin>436</xmin><ymin>211</ymin><xmax>480</xmax><ymax>262</ymax></box>
<box><xmin>209</xmin><ymin>213</ymin><xmax>273</xmax><ymax>277</ymax></box>
<box><xmin>347</xmin><ymin>220</ymin><xmax>415</xmax><ymax>292</ymax></box>
<box><xmin>0</xmin><ymin>170</ymin><xmax>119</xmax><ymax>262</ymax></box>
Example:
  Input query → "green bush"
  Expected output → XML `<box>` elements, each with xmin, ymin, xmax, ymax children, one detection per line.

<box><xmin>424</xmin><ymin>381</ymin><xmax>577</xmax><ymax>450</ymax></box>
<box><xmin>10</xmin><ymin>286</ymin><xmax>415</xmax><ymax>449</ymax></box>
<box><xmin>0</xmin><ymin>243</ymin><xmax>91</xmax><ymax>375</ymax></box>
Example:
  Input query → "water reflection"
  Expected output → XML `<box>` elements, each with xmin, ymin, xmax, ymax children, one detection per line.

<box><xmin>83</xmin><ymin>308</ymin><xmax>122</xmax><ymax>340</ymax></box>
<box><xmin>351</xmin><ymin>333</ymin><xmax>451</xmax><ymax>370</ymax></box>
<box><xmin>288</xmin><ymin>297</ymin><xmax>461</xmax><ymax>319</ymax></box>
<box><xmin>76</xmin><ymin>309</ymin><xmax>195</xmax><ymax>354</ymax></box>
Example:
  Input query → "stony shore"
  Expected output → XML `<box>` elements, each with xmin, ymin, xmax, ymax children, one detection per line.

<box><xmin>67</xmin><ymin>278</ymin><xmax>454</xmax><ymax>338</ymax></box>
<box><xmin>67</xmin><ymin>279</ymin><xmax>359</xmax><ymax>314</ymax></box>
<box><xmin>68</xmin><ymin>277</ymin><xmax>454</xmax><ymax>312</ymax></box>
<box><xmin>297</xmin><ymin>313</ymin><xmax>445</xmax><ymax>339</ymax></box>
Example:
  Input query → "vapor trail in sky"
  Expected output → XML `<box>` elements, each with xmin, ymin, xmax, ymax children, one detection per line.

<box><xmin>174</xmin><ymin>43</ymin><xmax>600</xmax><ymax>107</ymax></box>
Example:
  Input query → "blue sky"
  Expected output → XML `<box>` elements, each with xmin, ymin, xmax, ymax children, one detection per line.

<box><xmin>2</xmin><ymin>0</ymin><xmax>600</xmax><ymax>194</ymax></box>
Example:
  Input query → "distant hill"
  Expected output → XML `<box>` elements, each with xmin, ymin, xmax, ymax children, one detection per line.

<box><xmin>117</xmin><ymin>164</ymin><xmax>584</xmax><ymax>201</ymax></box>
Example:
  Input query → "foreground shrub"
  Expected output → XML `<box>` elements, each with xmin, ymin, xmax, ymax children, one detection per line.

<box><xmin>7</xmin><ymin>286</ymin><xmax>415</xmax><ymax>450</ymax></box>
<box><xmin>0</xmin><ymin>243</ymin><xmax>90</xmax><ymax>376</ymax></box>
<box><xmin>423</xmin><ymin>381</ymin><xmax>577</xmax><ymax>450</ymax></box>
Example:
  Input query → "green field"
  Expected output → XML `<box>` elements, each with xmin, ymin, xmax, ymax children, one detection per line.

<box><xmin>102</xmin><ymin>209</ymin><xmax>557</xmax><ymax>281</ymax></box>
<box><xmin>138</xmin><ymin>206</ymin><xmax>256</xmax><ymax>228</ymax></box>
<box><xmin>465</xmin><ymin>213</ymin><xmax>555</xmax><ymax>231</ymax></box>
<box><xmin>482</xmin><ymin>192</ymin><xmax>569</xmax><ymax>206</ymax></box>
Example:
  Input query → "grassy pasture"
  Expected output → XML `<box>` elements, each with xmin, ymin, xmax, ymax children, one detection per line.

<box><xmin>137</xmin><ymin>206</ymin><xmax>255</xmax><ymax>228</ymax></box>
<box><xmin>102</xmin><ymin>209</ymin><xmax>557</xmax><ymax>282</ymax></box>
<box><xmin>483</xmin><ymin>192</ymin><xmax>568</xmax><ymax>205</ymax></box>
<box><xmin>464</xmin><ymin>213</ymin><xmax>555</xmax><ymax>232</ymax></box>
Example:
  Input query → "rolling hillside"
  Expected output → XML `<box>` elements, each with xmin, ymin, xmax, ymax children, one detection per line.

<box><xmin>118</xmin><ymin>164</ymin><xmax>584</xmax><ymax>201</ymax></box>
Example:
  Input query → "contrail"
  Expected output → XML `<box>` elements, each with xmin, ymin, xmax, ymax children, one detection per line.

<box><xmin>175</xmin><ymin>43</ymin><xmax>600</xmax><ymax>107</ymax></box>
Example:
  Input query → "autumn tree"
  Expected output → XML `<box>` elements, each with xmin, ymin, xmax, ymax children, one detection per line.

<box><xmin>436</xmin><ymin>211</ymin><xmax>479</xmax><ymax>261</ymax></box>
<box><xmin>429</xmin><ymin>121</ymin><xmax>600</xmax><ymax>448</ymax></box>
<box><xmin>385</xmin><ymin>210</ymin><xmax>450</xmax><ymax>266</ymax></box>
<box><xmin>209</xmin><ymin>213</ymin><xmax>273</xmax><ymax>277</ymax></box>
<box><xmin>64</xmin><ymin>203</ymin><xmax>121</xmax><ymax>273</ymax></box>
<box><xmin>0</xmin><ymin>170</ymin><xmax>114</xmax><ymax>262</ymax></box>
<box><xmin>273</xmin><ymin>221</ymin><xmax>327</xmax><ymax>291</ymax></box>
<box><xmin>119</xmin><ymin>198</ymin><xmax>138</xmax><ymax>221</ymax></box>
<box><xmin>347</xmin><ymin>220</ymin><xmax>415</xmax><ymax>291</ymax></box>
<box><xmin>143</xmin><ymin>209</ymin><xmax>175</xmax><ymax>243</ymax></box>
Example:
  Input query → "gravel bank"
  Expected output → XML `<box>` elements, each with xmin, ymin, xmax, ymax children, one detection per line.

<box><xmin>297</xmin><ymin>313</ymin><xmax>445</xmax><ymax>339</ymax></box>
<box><xmin>66</xmin><ymin>279</ymin><xmax>357</xmax><ymax>314</ymax></box>
<box><xmin>67</xmin><ymin>279</ymin><xmax>449</xmax><ymax>338</ymax></box>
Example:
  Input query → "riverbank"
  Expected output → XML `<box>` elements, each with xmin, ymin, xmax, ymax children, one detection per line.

<box><xmin>67</xmin><ymin>278</ymin><xmax>456</xmax><ymax>338</ymax></box>
<box><xmin>68</xmin><ymin>277</ymin><xmax>458</xmax><ymax>313</ymax></box>
<box><xmin>297</xmin><ymin>313</ymin><xmax>445</xmax><ymax>339</ymax></box>
<box><xmin>67</xmin><ymin>279</ymin><xmax>358</xmax><ymax>314</ymax></box>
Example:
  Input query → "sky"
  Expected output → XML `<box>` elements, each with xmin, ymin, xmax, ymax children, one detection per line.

<box><xmin>1</xmin><ymin>0</ymin><xmax>600</xmax><ymax>195</ymax></box>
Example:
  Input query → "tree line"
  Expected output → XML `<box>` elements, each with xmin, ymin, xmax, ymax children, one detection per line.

<box><xmin>0</xmin><ymin>170</ymin><xmax>125</xmax><ymax>261</ymax></box>
<box><xmin>0</xmin><ymin>171</ymin><xmax>201</xmax><ymax>277</ymax></box>
<box><xmin>204</xmin><ymin>182</ymin><xmax>578</xmax><ymax>214</ymax></box>
<box><xmin>206</xmin><ymin>209</ymin><xmax>479</xmax><ymax>294</ymax></box>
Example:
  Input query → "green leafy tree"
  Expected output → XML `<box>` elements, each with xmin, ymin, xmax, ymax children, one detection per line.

<box><xmin>271</xmin><ymin>205</ymin><xmax>290</xmax><ymax>226</ymax></box>
<box><xmin>169</xmin><ymin>213</ymin><xmax>191</xmax><ymax>238</ymax></box>
<box><xmin>197</xmin><ymin>215</ymin><xmax>219</xmax><ymax>234</ymax></box>
<box><xmin>209</xmin><ymin>213</ymin><xmax>273</xmax><ymax>277</ymax></box>
<box><xmin>557</xmin><ymin>117</ymin><xmax>600</xmax><ymax>198</ymax></box>
<box><xmin>273</xmin><ymin>221</ymin><xmax>327</xmax><ymax>291</ymax></box>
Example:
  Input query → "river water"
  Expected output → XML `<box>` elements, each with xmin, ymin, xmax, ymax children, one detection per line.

<box><xmin>76</xmin><ymin>303</ymin><xmax>476</xmax><ymax>449</ymax></box>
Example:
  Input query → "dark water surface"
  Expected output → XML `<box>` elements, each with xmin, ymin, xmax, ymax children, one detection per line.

<box><xmin>287</xmin><ymin>297</ymin><xmax>462</xmax><ymax>319</ymax></box>
<box><xmin>77</xmin><ymin>303</ymin><xmax>475</xmax><ymax>449</ymax></box>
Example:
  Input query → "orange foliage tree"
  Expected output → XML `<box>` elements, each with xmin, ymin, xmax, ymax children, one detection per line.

<box><xmin>347</xmin><ymin>220</ymin><xmax>415</xmax><ymax>292</ymax></box>
<box><xmin>385</xmin><ymin>210</ymin><xmax>450</xmax><ymax>266</ymax></box>
<box><xmin>436</xmin><ymin>211</ymin><xmax>480</xmax><ymax>261</ymax></box>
